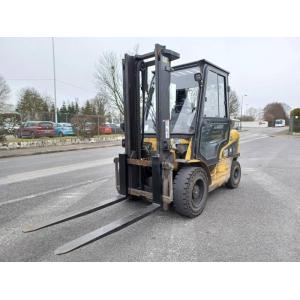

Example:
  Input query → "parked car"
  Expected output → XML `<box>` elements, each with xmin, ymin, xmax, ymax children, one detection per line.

<box><xmin>16</xmin><ymin>121</ymin><xmax>56</xmax><ymax>138</ymax></box>
<box><xmin>74</xmin><ymin>122</ymin><xmax>96</xmax><ymax>136</ymax></box>
<box><xmin>99</xmin><ymin>124</ymin><xmax>113</xmax><ymax>134</ymax></box>
<box><xmin>107</xmin><ymin>123</ymin><xmax>122</xmax><ymax>134</ymax></box>
<box><xmin>55</xmin><ymin>123</ymin><xmax>75</xmax><ymax>137</ymax></box>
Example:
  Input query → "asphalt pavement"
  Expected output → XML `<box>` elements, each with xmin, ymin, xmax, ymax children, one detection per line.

<box><xmin>0</xmin><ymin>127</ymin><xmax>299</xmax><ymax>261</ymax></box>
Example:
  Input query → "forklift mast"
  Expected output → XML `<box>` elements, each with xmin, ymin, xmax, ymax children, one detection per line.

<box><xmin>120</xmin><ymin>44</ymin><xmax>180</xmax><ymax>203</ymax></box>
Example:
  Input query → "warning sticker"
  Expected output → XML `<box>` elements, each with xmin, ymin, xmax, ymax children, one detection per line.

<box><xmin>164</xmin><ymin>119</ymin><xmax>170</xmax><ymax>139</ymax></box>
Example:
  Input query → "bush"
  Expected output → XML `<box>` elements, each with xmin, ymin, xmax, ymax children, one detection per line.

<box><xmin>240</xmin><ymin>115</ymin><xmax>255</xmax><ymax>121</ymax></box>
<box><xmin>290</xmin><ymin>108</ymin><xmax>300</xmax><ymax>117</ymax></box>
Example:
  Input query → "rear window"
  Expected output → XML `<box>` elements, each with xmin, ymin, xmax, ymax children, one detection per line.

<box><xmin>26</xmin><ymin>122</ymin><xmax>38</xmax><ymax>127</ymax></box>
<box><xmin>39</xmin><ymin>122</ymin><xmax>54</xmax><ymax>128</ymax></box>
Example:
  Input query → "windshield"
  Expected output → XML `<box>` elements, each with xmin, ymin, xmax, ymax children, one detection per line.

<box><xmin>144</xmin><ymin>67</ymin><xmax>199</xmax><ymax>134</ymax></box>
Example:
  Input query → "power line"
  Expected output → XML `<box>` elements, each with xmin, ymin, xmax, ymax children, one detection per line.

<box><xmin>6</xmin><ymin>78</ymin><xmax>95</xmax><ymax>93</ymax></box>
<box><xmin>56</xmin><ymin>80</ymin><xmax>96</xmax><ymax>93</ymax></box>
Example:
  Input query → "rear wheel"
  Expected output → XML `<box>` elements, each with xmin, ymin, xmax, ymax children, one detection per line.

<box><xmin>59</xmin><ymin>132</ymin><xmax>64</xmax><ymax>137</ymax></box>
<box><xmin>226</xmin><ymin>160</ymin><xmax>241</xmax><ymax>189</ymax></box>
<box><xmin>173</xmin><ymin>167</ymin><xmax>208</xmax><ymax>218</ymax></box>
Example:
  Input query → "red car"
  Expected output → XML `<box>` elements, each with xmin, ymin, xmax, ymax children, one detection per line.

<box><xmin>16</xmin><ymin>121</ymin><xmax>56</xmax><ymax>138</ymax></box>
<box><xmin>99</xmin><ymin>124</ymin><xmax>113</xmax><ymax>134</ymax></box>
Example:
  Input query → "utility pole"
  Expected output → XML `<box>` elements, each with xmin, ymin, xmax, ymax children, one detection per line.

<box><xmin>240</xmin><ymin>94</ymin><xmax>247</xmax><ymax>130</ymax></box>
<box><xmin>52</xmin><ymin>37</ymin><xmax>58</xmax><ymax>124</ymax></box>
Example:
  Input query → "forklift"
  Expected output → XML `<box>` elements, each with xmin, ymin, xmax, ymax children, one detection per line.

<box><xmin>23</xmin><ymin>44</ymin><xmax>241</xmax><ymax>255</ymax></box>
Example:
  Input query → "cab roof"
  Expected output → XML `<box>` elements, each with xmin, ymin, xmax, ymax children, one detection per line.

<box><xmin>173</xmin><ymin>59</ymin><xmax>230</xmax><ymax>75</ymax></box>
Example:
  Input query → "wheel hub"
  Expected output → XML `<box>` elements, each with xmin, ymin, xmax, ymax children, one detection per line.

<box><xmin>233</xmin><ymin>167</ymin><xmax>240</xmax><ymax>181</ymax></box>
<box><xmin>192</xmin><ymin>179</ymin><xmax>204</xmax><ymax>204</ymax></box>
<box><xmin>192</xmin><ymin>185</ymin><xmax>201</xmax><ymax>199</ymax></box>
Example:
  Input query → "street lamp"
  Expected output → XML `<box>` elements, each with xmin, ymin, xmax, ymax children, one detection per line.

<box><xmin>52</xmin><ymin>37</ymin><xmax>58</xmax><ymax>124</ymax></box>
<box><xmin>240</xmin><ymin>94</ymin><xmax>247</xmax><ymax>130</ymax></box>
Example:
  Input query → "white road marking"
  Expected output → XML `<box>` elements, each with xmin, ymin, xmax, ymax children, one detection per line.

<box><xmin>27</xmin><ymin>180</ymin><xmax>104</xmax><ymax>213</ymax></box>
<box><xmin>0</xmin><ymin>177</ymin><xmax>113</xmax><ymax>248</ymax></box>
<box><xmin>240</xmin><ymin>135</ymin><xmax>269</xmax><ymax>144</ymax></box>
<box><xmin>0</xmin><ymin>157</ymin><xmax>114</xmax><ymax>185</ymax></box>
<box><xmin>0</xmin><ymin>176</ymin><xmax>112</xmax><ymax>207</ymax></box>
<box><xmin>242</xmin><ymin>167</ymin><xmax>256</xmax><ymax>172</ymax></box>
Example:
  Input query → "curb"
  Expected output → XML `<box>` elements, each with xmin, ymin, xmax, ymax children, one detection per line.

<box><xmin>0</xmin><ymin>142</ymin><xmax>121</xmax><ymax>159</ymax></box>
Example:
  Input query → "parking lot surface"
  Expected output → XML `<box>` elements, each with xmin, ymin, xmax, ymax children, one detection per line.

<box><xmin>0</xmin><ymin>127</ymin><xmax>299</xmax><ymax>261</ymax></box>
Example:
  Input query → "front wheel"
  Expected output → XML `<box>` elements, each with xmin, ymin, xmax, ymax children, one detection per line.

<box><xmin>173</xmin><ymin>167</ymin><xmax>209</xmax><ymax>218</ymax></box>
<box><xmin>226</xmin><ymin>160</ymin><xmax>241</xmax><ymax>189</ymax></box>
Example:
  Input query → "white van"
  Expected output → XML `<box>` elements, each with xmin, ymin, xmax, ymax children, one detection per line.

<box><xmin>274</xmin><ymin>119</ymin><xmax>286</xmax><ymax>127</ymax></box>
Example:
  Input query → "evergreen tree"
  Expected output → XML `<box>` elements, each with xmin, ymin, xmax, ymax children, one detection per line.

<box><xmin>16</xmin><ymin>88</ymin><xmax>47</xmax><ymax>121</ymax></box>
<box><xmin>82</xmin><ymin>100</ymin><xmax>93</xmax><ymax>115</ymax></box>
<box><xmin>59</xmin><ymin>101</ymin><xmax>68</xmax><ymax>122</ymax></box>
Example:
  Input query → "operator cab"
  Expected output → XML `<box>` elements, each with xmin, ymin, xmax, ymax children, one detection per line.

<box><xmin>144</xmin><ymin>60</ymin><xmax>230</xmax><ymax>166</ymax></box>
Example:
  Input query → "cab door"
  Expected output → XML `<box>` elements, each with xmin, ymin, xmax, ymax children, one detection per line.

<box><xmin>197</xmin><ymin>67</ymin><xmax>230</xmax><ymax>166</ymax></box>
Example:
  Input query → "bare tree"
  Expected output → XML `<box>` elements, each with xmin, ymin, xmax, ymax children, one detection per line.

<box><xmin>229</xmin><ymin>90</ymin><xmax>240</xmax><ymax>118</ymax></box>
<box><xmin>95</xmin><ymin>52</ymin><xmax>124</xmax><ymax>116</ymax></box>
<box><xmin>263</xmin><ymin>102</ymin><xmax>287</xmax><ymax>126</ymax></box>
<box><xmin>246</xmin><ymin>107</ymin><xmax>258</xmax><ymax>120</ymax></box>
<box><xmin>91</xmin><ymin>93</ymin><xmax>107</xmax><ymax>117</ymax></box>
<box><xmin>0</xmin><ymin>76</ymin><xmax>11</xmax><ymax>113</ymax></box>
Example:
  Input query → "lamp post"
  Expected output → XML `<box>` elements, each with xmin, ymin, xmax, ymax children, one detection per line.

<box><xmin>52</xmin><ymin>37</ymin><xmax>58</xmax><ymax>124</ymax></box>
<box><xmin>240</xmin><ymin>94</ymin><xmax>247</xmax><ymax>130</ymax></box>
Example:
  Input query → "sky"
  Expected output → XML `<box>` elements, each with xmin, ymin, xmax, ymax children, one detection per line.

<box><xmin>1</xmin><ymin>37</ymin><xmax>300</xmax><ymax>111</ymax></box>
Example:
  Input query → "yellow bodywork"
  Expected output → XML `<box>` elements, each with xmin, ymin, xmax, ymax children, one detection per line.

<box><xmin>144</xmin><ymin>129</ymin><xmax>240</xmax><ymax>194</ymax></box>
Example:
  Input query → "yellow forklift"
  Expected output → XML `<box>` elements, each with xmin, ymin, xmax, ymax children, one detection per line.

<box><xmin>23</xmin><ymin>44</ymin><xmax>241</xmax><ymax>254</ymax></box>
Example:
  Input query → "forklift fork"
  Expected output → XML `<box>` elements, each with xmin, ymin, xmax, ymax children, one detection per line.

<box><xmin>22</xmin><ymin>196</ymin><xmax>127</xmax><ymax>233</ymax></box>
<box><xmin>54</xmin><ymin>203</ymin><xmax>160</xmax><ymax>255</ymax></box>
<box><xmin>23</xmin><ymin>196</ymin><xmax>160</xmax><ymax>255</ymax></box>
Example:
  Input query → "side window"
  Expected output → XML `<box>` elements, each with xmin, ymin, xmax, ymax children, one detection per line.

<box><xmin>204</xmin><ymin>71</ymin><xmax>219</xmax><ymax>117</ymax></box>
<box><xmin>218</xmin><ymin>75</ymin><xmax>226</xmax><ymax>118</ymax></box>
<box><xmin>204</xmin><ymin>71</ymin><xmax>227</xmax><ymax>118</ymax></box>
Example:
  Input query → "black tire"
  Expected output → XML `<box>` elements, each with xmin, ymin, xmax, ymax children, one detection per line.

<box><xmin>59</xmin><ymin>132</ymin><xmax>63</xmax><ymax>137</ymax></box>
<box><xmin>173</xmin><ymin>166</ymin><xmax>209</xmax><ymax>218</ymax></box>
<box><xmin>30</xmin><ymin>132</ymin><xmax>35</xmax><ymax>139</ymax></box>
<box><xmin>226</xmin><ymin>160</ymin><xmax>241</xmax><ymax>189</ymax></box>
